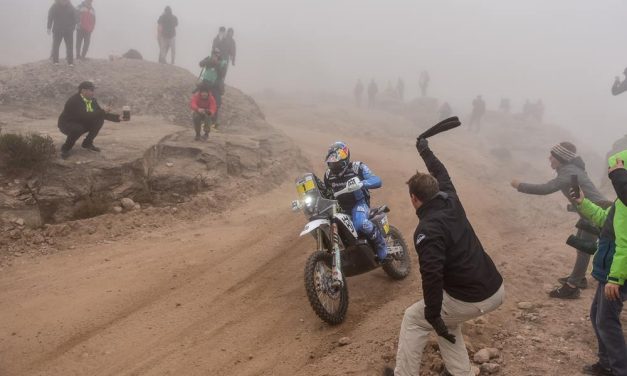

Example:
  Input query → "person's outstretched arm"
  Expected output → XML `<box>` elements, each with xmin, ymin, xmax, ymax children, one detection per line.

<box><xmin>612</xmin><ymin>78</ymin><xmax>627</xmax><ymax>96</ymax></box>
<box><xmin>416</xmin><ymin>138</ymin><xmax>455</xmax><ymax>194</ymax></box>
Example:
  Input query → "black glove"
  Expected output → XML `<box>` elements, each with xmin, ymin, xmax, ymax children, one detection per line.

<box><xmin>416</xmin><ymin>137</ymin><xmax>429</xmax><ymax>154</ymax></box>
<box><xmin>431</xmin><ymin>317</ymin><xmax>456</xmax><ymax>344</ymax></box>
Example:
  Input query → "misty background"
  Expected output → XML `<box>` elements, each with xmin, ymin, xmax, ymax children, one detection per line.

<box><xmin>1</xmin><ymin>0</ymin><xmax>627</xmax><ymax>153</ymax></box>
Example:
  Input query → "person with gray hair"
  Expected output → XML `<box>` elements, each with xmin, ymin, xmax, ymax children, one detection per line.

<box><xmin>511</xmin><ymin>142</ymin><xmax>609</xmax><ymax>299</ymax></box>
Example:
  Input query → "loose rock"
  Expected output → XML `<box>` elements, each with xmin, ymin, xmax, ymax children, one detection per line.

<box><xmin>121</xmin><ymin>198</ymin><xmax>135</xmax><ymax>210</ymax></box>
<box><xmin>481</xmin><ymin>362</ymin><xmax>501</xmax><ymax>374</ymax></box>
<box><xmin>517</xmin><ymin>301</ymin><xmax>534</xmax><ymax>310</ymax></box>
<box><xmin>338</xmin><ymin>337</ymin><xmax>351</xmax><ymax>346</ymax></box>
<box><xmin>473</xmin><ymin>348</ymin><xmax>491</xmax><ymax>364</ymax></box>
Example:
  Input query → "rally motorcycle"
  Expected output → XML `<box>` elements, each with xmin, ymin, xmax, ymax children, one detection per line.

<box><xmin>292</xmin><ymin>173</ymin><xmax>411</xmax><ymax>325</ymax></box>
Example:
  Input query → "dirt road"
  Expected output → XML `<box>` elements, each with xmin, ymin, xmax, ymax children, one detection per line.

<box><xmin>0</xmin><ymin>99</ymin><xmax>613</xmax><ymax>375</ymax></box>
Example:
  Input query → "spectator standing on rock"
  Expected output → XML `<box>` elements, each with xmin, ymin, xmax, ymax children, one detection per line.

<box><xmin>510</xmin><ymin>142</ymin><xmax>608</xmax><ymax>299</ymax></box>
<box><xmin>397</xmin><ymin>78</ymin><xmax>405</xmax><ymax>102</ymax></box>
<box><xmin>190</xmin><ymin>83</ymin><xmax>217</xmax><ymax>141</ymax></box>
<box><xmin>385</xmin><ymin>137</ymin><xmax>504</xmax><ymax>376</ymax></box>
<box><xmin>75</xmin><ymin>0</ymin><xmax>95</xmax><ymax>60</ymax></box>
<box><xmin>419</xmin><ymin>71</ymin><xmax>430</xmax><ymax>97</ymax></box>
<box><xmin>157</xmin><ymin>6</ymin><xmax>178</xmax><ymax>64</ymax></box>
<box><xmin>48</xmin><ymin>0</ymin><xmax>76</xmax><ymax>66</ymax></box>
<box><xmin>468</xmin><ymin>95</ymin><xmax>486</xmax><ymax>132</ymax></box>
<box><xmin>354</xmin><ymin>79</ymin><xmax>364</xmax><ymax>107</ymax></box>
<box><xmin>572</xmin><ymin>152</ymin><xmax>627</xmax><ymax>376</ymax></box>
<box><xmin>199</xmin><ymin>49</ymin><xmax>227</xmax><ymax>129</ymax></box>
<box><xmin>367</xmin><ymin>79</ymin><xmax>378</xmax><ymax>108</ymax></box>
<box><xmin>58</xmin><ymin>81</ymin><xmax>121</xmax><ymax>159</ymax></box>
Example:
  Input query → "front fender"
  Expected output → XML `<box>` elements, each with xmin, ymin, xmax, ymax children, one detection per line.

<box><xmin>300</xmin><ymin>219</ymin><xmax>330</xmax><ymax>236</ymax></box>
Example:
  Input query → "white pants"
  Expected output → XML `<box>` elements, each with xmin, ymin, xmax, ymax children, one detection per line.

<box><xmin>394</xmin><ymin>284</ymin><xmax>505</xmax><ymax>376</ymax></box>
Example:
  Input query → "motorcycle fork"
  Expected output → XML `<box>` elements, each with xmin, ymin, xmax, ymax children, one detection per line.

<box><xmin>330</xmin><ymin>222</ymin><xmax>344</xmax><ymax>288</ymax></box>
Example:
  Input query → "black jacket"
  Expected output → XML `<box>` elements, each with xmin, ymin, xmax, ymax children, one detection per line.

<box><xmin>48</xmin><ymin>2</ymin><xmax>77</xmax><ymax>33</ymax></box>
<box><xmin>414</xmin><ymin>147</ymin><xmax>503</xmax><ymax>325</ymax></box>
<box><xmin>58</xmin><ymin>93</ymin><xmax>119</xmax><ymax>126</ymax></box>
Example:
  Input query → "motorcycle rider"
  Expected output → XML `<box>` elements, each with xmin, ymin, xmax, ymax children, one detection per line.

<box><xmin>323</xmin><ymin>142</ymin><xmax>389</xmax><ymax>262</ymax></box>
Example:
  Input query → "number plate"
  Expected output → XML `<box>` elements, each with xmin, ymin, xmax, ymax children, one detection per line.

<box><xmin>381</xmin><ymin>216</ymin><xmax>390</xmax><ymax>235</ymax></box>
<box><xmin>296</xmin><ymin>176</ymin><xmax>315</xmax><ymax>197</ymax></box>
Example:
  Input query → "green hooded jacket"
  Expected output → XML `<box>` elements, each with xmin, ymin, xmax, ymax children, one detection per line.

<box><xmin>577</xmin><ymin>149</ymin><xmax>627</xmax><ymax>285</ymax></box>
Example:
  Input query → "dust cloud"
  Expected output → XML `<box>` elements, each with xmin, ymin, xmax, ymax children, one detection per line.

<box><xmin>1</xmin><ymin>0</ymin><xmax>627</xmax><ymax>151</ymax></box>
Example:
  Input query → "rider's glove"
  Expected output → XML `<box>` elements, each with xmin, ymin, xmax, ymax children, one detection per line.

<box><xmin>416</xmin><ymin>137</ymin><xmax>429</xmax><ymax>154</ymax></box>
<box><xmin>430</xmin><ymin>316</ymin><xmax>456</xmax><ymax>344</ymax></box>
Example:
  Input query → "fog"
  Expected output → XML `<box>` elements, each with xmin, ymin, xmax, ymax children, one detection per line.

<box><xmin>2</xmin><ymin>0</ymin><xmax>627</xmax><ymax>152</ymax></box>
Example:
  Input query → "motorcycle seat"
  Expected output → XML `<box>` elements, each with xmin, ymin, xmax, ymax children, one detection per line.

<box><xmin>369</xmin><ymin>205</ymin><xmax>390</xmax><ymax>219</ymax></box>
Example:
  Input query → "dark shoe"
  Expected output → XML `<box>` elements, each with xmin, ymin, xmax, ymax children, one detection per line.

<box><xmin>61</xmin><ymin>150</ymin><xmax>70</xmax><ymax>160</ymax></box>
<box><xmin>582</xmin><ymin>362</ymin><xmax>614</xmax><ymax>375</ymax></box>
<box><xmin>558</xmin><ymin>276</ymin><xmax>588</xmax><ymax>289</ymax></box>
<box><xmin>82</xmin><ymin>144</ymin><xmax>101</xmax><ymax>152</ymax></box>
<box><xmin>549</xmin><ymin>283</ymin><xmax>581</xmax><ymax>299</ymax></box>
<box><xmin>382</xmin><ymin>367</ymin><xmax>394</xmax><ymax>376</ymax></box>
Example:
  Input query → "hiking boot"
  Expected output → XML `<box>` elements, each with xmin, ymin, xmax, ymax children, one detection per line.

<box><xmin>558</xmin><ymin>276</ymin><xmax>588</xmax><ymax>289</ymax></box>
<box><xmin>82</xmin><ymin>144</ymin><xmax>101</xmax><ymax>152</ymax></box>
<box><xmin>382</xmin><ymin>367</ymin><xmax>394</xmax><ymax>376</ymax></box>
<box><xmin>582</xmin><ymin>362</ymin><xmax>614</xmax><ymax>375</ymax></box>
<box><xmin>549</xmin><ymin>283</ymin><xmax>581</xmax><ymax>299</ymax></box>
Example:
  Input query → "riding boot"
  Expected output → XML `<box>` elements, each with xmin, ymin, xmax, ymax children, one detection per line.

<box><xmin>369</xmin><ymin>226</ymin><xmax>388</xmax><ymax>260</ymax></box>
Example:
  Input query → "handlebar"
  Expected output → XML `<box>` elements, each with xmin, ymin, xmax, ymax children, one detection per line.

<box><xmin>333</xmin><ymin>177</ymin><xmax>363</xmax><ymax>198</ymax></box>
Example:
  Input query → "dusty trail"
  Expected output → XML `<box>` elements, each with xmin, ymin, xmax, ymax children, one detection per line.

<box><xmin>0</xmin><ymin>98</ymin><xmax>616</xmax><ymax>376</ymax></box>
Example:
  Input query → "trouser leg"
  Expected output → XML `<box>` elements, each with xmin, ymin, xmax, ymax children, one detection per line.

<box><xmin>52</xmin><ymin>31</ymin><xmax>63</xmax><ymax>63</ymax></box>
<box><xmin>591</xmin><ymin>283</ymin><xmax>611</xmax><ymax>369</ymax></box>
<box><xmin>210</xmin><ymin>87</ymin><xmax>222</xmax><ymax>125</ymax></box>
<box><xmin>59</xmin><ymin>122</ymin><xmax>87</xmax><ymax>152</ymax></box>
<box><xmin>439</xmin><ymin>285</ymin><xmax>504</xmax><ymax>375</ymax></box>
<box><xmin>63</xmin><ymin>29</ymin><xmax>74</xmax><ymax>64</ymax></box>
<box><xmin>159</xmin><ymin>37</ymin><xmax>167</xmax><ymax>63</ymax></box>
<box><xmin>192</xmin><ymin>112</ymin><xmax>203</xmax><ymax>136</ymax></box>
<box><xmin>82</xmin><ymin>118</ymin><xmax>104</xmax><ymax>146</ymax></box>
<box><xmin>596</xmin><ymin>282</ymin><xmax>627</xmax><ymax>375</ymax></box>
<box><xmin>394</xmin><ymin>300</ymin><xmax>431</xmax><ymax>376</ymax></box>
<box><xmin>568</xmin><ymin>229</ymin><xmax>594</xmax><ymax>285</ymax></box>
<box><xmin>82</xmin><ymin>31</ymin><xmax>91</xmax><ymax>58</ymax></box>
<box><xmin>352</xmin><ymin>203</ymin><xmax>387</xmax><ymax>260</ymax></box>
<box><xmin>76</xmin><ymin>30</ymin><xmax>84</xmax><ymax>58</ymax></box>
<box><xmin>170</xmin><ymin>38</ymin><xmax>176</xmax><ymax>64</ymax></box>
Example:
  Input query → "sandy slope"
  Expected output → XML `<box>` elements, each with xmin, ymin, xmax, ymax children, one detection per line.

<box><xmin>1</xmin><ymin>98</ymin><xmax>624</xmax><ymax>376</ymax></box>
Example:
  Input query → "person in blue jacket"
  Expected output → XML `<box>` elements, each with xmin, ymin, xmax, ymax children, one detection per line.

<box><xmin>323</xmin><ymin>141</ymin><xmax>388</xmax><ymax>262</ymax></box>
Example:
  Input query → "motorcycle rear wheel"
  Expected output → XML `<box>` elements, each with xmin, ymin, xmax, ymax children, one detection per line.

<box><xmin>304</xmin><ymin>251</ymin><xmax>349</xmax><ymax>325</ymax></box>
<box><xmin>382</xmin><ymin>225</ymin><xmax>411</xmax><ymax>280</ymax></box>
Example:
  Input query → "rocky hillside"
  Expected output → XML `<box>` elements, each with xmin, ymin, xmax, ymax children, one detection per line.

<box><xmin>0</xmin><ymin>59</ymin><xmax>307</xmax><ymax>237</ymax></box>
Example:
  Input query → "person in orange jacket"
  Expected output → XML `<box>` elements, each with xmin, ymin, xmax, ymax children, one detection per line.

<box><xmin>190</xmin><ymin>82</ymin><xmax>217</xmax><ymax>141</ymax></box>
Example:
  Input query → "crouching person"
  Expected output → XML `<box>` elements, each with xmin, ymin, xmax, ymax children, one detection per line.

<box><xmin>58</xmin><ymin>81</ymin><xmax>120</xmax><ymax>159</ymax></box>
<box><xmin>190</xmin><ymin>83</ymin><xmax>217</xmax><ymax>141</ymax></box>
<box><xmin>572</xmin><ymin>152</ymin><xmax>627</xmax><ymax>376</ymax></box>
<box><xmin>386</xmin><ymin>138</ymin><xmax>504</xmax><ymax>376</ymax></box>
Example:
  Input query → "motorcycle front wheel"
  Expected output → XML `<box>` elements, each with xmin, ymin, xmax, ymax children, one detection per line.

<box><xmin>304</xmin><ymin>251</ymin><xmax>349</xmax><ymax>325</ymax></box>
<box><xmin>382</xmin><ymin>225</ymin><xmax>411</xmax><ymax>280</ymax></box>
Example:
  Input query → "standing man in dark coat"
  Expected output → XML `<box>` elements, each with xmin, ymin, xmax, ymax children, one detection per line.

<box><xmin>387</xmin><ymin>137</ymin><xmax>504</xmax><ymax>376</ymax></box>
<box><xmin>48</xmin><ymin>0</ymin><xmax>76</xmax><ymax>66</ymax></box>
<box><xmin>58</xmin><ymin>81</ymin><xmax>120</xmax><ymax>159</ymax></box>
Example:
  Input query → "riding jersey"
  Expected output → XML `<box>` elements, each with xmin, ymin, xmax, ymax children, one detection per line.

<box><xmin>324</xmin><ymin>161</ymin><xmax>381</xmax><ymax>212</ymax></box>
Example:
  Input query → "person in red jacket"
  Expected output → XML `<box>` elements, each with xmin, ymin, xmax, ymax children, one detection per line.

<box><xmin>190</xmin><ymin>83</ymin><xmax>217</xmax><ymax>141</ymax></box>
<box><xmin>76</xmin><ymin>0</ymin><xmax>96</xmax><ymax>60</ymax></box>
